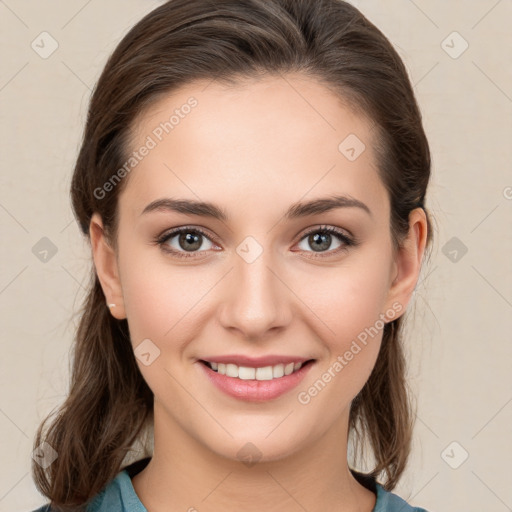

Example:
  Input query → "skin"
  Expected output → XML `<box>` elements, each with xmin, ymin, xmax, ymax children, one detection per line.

<box><xmin>90</xmin><ymin>73</ymin><xmax>427</xmax><ymax>512</ymax></box>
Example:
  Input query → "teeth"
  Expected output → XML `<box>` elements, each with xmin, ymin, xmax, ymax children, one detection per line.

<box><xmin>208</xmin><ymin>361</ymin><xmax>306</xmax><ymax>380</ymax></box>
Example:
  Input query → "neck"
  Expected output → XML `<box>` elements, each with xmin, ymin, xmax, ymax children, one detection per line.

<box><xmin>131</xmin><ymin>401</ymin><xmax>376</xmax><ymax>512</ymax></box>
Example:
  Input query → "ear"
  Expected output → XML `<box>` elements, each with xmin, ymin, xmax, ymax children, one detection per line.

<box><xmin>89</xmin><ymin>212</ymin><xmax>126</xmax><ymax>320</ymax></box>
<box><xmin>384</xmin><ymin>207</ymin><xmax>428</xmax><ymax>320</ymax></box>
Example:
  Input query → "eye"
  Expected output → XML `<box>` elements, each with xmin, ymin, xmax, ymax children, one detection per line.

<box><xmin>156</xmin><ymin>226</ymin><xmax>218</xmax><ymax>259</ymax></box>
<box><xmin>295</xmin><ymin>225</ymin><xmax>357</xmax><ymax>258</ymax></box>
<box><xmin>155</xmin><ymin>224</ymin><xmax>359</xmax><ymax>260</ymax></box>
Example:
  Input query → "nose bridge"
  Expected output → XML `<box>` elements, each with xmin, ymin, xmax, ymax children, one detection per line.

<box><xmin>219</xmin><ymin>239</ymin><xmax>291</xmax><ymax>338</ymax></box>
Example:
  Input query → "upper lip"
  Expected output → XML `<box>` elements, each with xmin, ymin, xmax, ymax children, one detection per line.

<box><xmin>198</xmin><ymin>354</ymin><xmax>314</xmax><ymax>367</ymax></box>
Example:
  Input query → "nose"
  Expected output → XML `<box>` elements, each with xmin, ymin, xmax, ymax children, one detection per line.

<box><xmin>218</xmin><ymin>250</ymin><xmax>293</xmax><ymax>341</ymax></box>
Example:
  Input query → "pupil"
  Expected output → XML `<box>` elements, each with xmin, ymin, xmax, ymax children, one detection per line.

<box><xmin>180</xmin><ymin>232</ymin><xmax>201</xmax><ymax>251</ymax></box>
<box><xmin>310</xmin><ymin>232</ymin><xmax>330</xmax><ymax>252</ymax></box>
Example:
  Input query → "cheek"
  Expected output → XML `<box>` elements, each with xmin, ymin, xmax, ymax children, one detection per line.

<box><xmin>291</xmin><ymin>265</ymin><xmax>390</xmax><ymax>427</ymax></box>
<box><xmin>305</xmin><ymin>260</ymin><xmax>390</xmax><ymax>345</ymax></box>
<box><xmin>119</xmin><ymin>261</ymin><xmax>205</xmax><ymax>398</ymax></box>
<box><xmin>298</xmin><ymin>257</ymin><xmax>391</xmax><ymax>393</ymax></box>
<box><xmin>118</xmin><ymin>239</ymin><xmax>215</xmax><ymax>355</ymax></box>
<box><xmin>122</xmin><ymin>266</ymin><xmax>199</xmax><ymax>344</ymax></box>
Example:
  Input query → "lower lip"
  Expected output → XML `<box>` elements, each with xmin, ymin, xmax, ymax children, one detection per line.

<box><xmin>197</xmin><ymin>360</ymin><xmax>315</xmax><ymax>402</ymax></box>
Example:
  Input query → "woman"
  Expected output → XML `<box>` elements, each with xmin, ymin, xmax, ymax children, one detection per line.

<box><xmin>31</xmin><ymin>0</ymin><xmax>434</xmax><ymax>510</ymax></box>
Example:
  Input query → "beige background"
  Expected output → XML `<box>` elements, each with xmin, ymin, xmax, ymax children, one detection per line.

<box><xmin>1</xmin><ymin>1</ymin><xmax>511</xmax><ymax>511</ymax></box>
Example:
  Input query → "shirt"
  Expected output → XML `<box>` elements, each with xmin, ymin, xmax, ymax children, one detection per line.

<box><xmin>32</xmin><ymin>457</ymin><xmax>430</xmax><ymax>512</ymax></box>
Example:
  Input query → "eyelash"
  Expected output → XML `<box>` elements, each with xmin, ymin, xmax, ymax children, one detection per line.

<box><xmin>154</xmin><ymin>225</ymin><xmax>359</xmax><ymax>260</ymax></box>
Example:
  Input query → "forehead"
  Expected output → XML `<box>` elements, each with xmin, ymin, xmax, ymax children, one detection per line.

<box><xmin>120</xmin><ymin>73</ymin><xmax>388</xmax><ymax>222</ymax></box>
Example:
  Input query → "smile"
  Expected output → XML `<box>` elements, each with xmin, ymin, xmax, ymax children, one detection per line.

<box><xmin>201</xmin><ymin>360</ymin><xmax>311</xmax><ymax>380</ymax></box>
<box><xmin>197</xmin><ymin>359</ymin><xmax>316</xmax><ymax>402</ymax></box>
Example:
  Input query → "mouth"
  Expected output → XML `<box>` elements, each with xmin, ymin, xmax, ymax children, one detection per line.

<box><xmin>197</xmin><ymin>358</ymin><xmax>316</xmax><ymax>402</ymax></box>
<box><xmin>198</xmin><ymin>359</ymin><xmax>316</xmax><ymax>380</ymax></box>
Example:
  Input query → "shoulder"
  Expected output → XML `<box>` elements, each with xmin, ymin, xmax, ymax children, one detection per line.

<box><xmin>30</xmin><ymin>469</ymin><xmax>145</xmax><ymax>512</ymax></box>
<box><xmin>351</xmin><ymin>469</ymin><xmax>430</xmax><ymax>512</ymax></box>
<box><xmin>86</xmin><ymin>469</ymin><xmax>146</xmax><ymax>511</ymax></box>
<box><xmin>374</xmin><ymin>482</ymin><xmax>430</xmax><ymax>511</ymax></box>
<box><xmin>32</xmin><ymin>468</ymin><xmax>429</xmax><ymax>512</ymax></box>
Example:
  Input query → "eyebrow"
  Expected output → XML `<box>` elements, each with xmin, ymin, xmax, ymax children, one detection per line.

<box><xmin>140</xmin><ymin>194</ymin><xmax>372</xmax><ymax>221</ymax></box>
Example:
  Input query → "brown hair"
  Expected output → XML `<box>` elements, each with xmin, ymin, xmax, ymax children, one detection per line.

<box><xmin>32</xmin><ymin>0</ymin><xmax>434</xmax><ymax>509</ymax></box>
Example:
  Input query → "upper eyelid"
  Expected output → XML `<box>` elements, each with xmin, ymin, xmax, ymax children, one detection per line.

<box><xmin>300</xmin><ymin>225</ymin><xmax>352</xmax><ymax>238</ymax></box>
<box><xmin>160</xmin><ymin>225</ymin><xmax>219</xmax><ymax>244</ymax></box>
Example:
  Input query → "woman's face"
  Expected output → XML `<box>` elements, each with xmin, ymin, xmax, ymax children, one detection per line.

<box><xmin>92</xmin><ymin>73</ymin><xmax>424</xmax><ymax>463</ymax></box>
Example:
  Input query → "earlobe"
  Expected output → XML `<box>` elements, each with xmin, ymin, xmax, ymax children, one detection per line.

<box><xmin>385</xmin><ymin>208</ymin><xmax>428</xmax><ymax>319</ymax></box>
<box><xmin>89</xmin><ymin>212</ymin><xmax>126</xmax><ymax>320</ymax></box>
